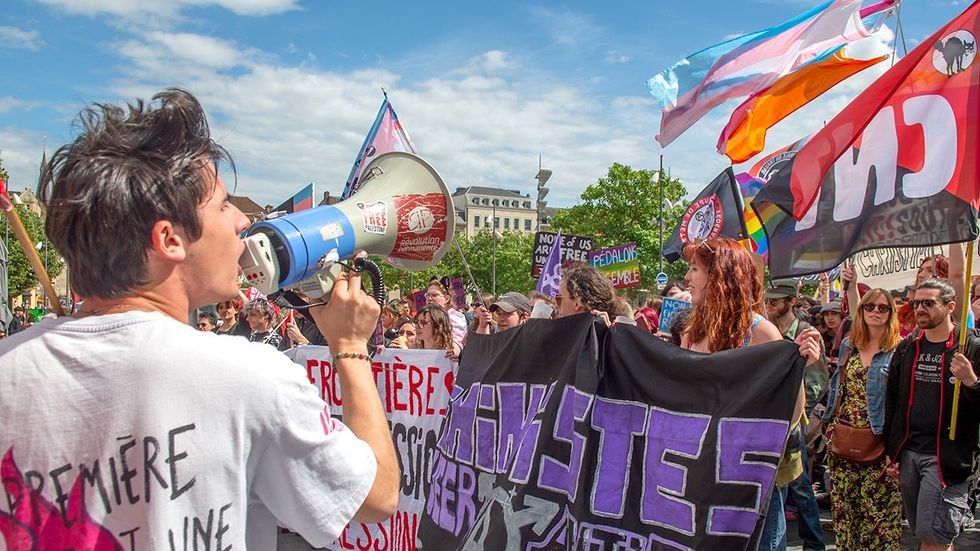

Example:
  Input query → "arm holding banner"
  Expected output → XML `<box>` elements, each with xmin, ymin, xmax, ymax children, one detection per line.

<box><xmin>749</xmin><ymin>318</ymin><xmax>809</xmax><ymax>428</ymax></box>
<box><xmin>949</xmin><ymin>241</ymin><xmax>968</xmax><ymax>316</ymax></box>
<box><xmin>310</xmin><ymin>254</ymin><xmax>399</xmax><ymax>522</ymax></box>
<box><xmin>840</xmin><ymin>264</ymin><xmax>861</xmax><ymax>321</ymax></box>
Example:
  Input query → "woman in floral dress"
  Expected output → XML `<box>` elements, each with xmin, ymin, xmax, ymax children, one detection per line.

<box><xmin>824</xmin><ymin>270</ymin><xmax>902</xmax><ymax>550</ymax></box>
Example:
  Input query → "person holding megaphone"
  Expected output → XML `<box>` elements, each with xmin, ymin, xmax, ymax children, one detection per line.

<box><xmin>0</xmin><ymin>89</ymin><xmax>399</xmax><ymax>549</ymax></box>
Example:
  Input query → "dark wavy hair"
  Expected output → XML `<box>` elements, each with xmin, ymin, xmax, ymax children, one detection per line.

<box><xmin>683</xmin><ymin>238</ymin><xmax>763</xmax><ymax>352</ymax></box>
<box><xmin>563</xmin><ymin>263</ymin><xmax>614</xmax><ymax>313</ymax></box>
<box><xmin>416</xmin><ymin>305</ymin><xmax>453</xmax><ymax>351</ymax></box>
<box><xmin>39</xmin><ymin>88</ymin><xmax>234</xmax><ymax>298</ymax></box>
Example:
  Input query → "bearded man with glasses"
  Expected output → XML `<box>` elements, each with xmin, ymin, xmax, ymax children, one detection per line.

<box><xmin>884</xmin><ymin>277</ymin><xmax>980</xmax><ymax>551</ymax></box>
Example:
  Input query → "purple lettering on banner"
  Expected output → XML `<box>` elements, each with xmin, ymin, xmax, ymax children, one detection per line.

<box><xmin>538</xmin><ymin>386</ymin><xmax>594</xmax><ymax>501</ymax></box>
<box><xmin>708</xmin><ymin>418</ymin><xmax>787</xmax><ymax>538</ymax></box>
<box><xmin>455</xmin><ymin>463</ymin><xmax>478</xmax><ymax>535</ymax></box>
<box><xmin>438</xmin><ymin>460</ymin><xmax>458</xmax><ymax>530</ymax></box>
<box><xmin>497</xmin><ymin>384</ymin><xmax>544</xmax><ymax>472</ymax></box>
<box><xmin>589</xmin><ymin>397</ymin><xmax>649</xmax><ymax>518</ymax></box>
<box><xmin>640</xmin><ymin>407</ymin><xmax>711</xmax><ymax>536</ymax></box>
<box><xmin>508</xmin><ymin>384</ymin><xmax>555</xmax><ymax>484</ymax></box>
<box><xmin>436</xmin><ymin>383</ymin><xmax>479</xmax><ymax>464</ymax></box>
<box><xmin>475</xmin><ymin>385</ymin><xmax>498</xmax><ymax>472</ymax></box>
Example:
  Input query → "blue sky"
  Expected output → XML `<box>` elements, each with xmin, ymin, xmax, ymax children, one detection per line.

<box><xmin>0</xmin><ymin>0</ymin><xmax>969</xmax><ymax>208</ymax></box>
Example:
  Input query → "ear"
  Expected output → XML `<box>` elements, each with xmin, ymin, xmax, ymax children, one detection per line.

<box><xmin>149</xmin><ymin>220</ymin><xmax>187</xmax><ymax>262</ymax></box>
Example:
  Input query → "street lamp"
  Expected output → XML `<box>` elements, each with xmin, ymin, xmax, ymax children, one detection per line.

<box><xmin>492</xmin><ymin>199</ymin><xmax>499</xmax><ymax>295</ymax></box>
<box><xmin>653</xmin><ymin>155</ymin><xmax>664</xmax><ymax>275</ymax></box>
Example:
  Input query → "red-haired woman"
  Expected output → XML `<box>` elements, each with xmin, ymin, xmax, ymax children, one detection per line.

<box><xmin>681</xmin><ymin>238</ymin><xmax>820</xmax><ymax>551</ymax></box>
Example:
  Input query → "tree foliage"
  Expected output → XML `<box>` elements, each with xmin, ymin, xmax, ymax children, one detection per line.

<box><xmin>374</xmin><ymin>229</ymin><xmax>536</xmax><ymax>299</ymax></box>
<box><xmin>550</xmin><ymin>163</ymin><xmax>691</xmax><ymax>291</ymax></box>
<box><xmin>0</xmin><ymin>154</ymin><xmax>65</xmax><ymax>298</ymax></box>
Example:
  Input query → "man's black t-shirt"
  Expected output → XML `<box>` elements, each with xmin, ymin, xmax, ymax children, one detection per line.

<box><xmin>907</xmin><ymin>338</ymin><xmax>947</xmax><ymax>454</ymax></box>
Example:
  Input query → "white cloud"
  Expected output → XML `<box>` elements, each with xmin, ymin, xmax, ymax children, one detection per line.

<box><xmin>0</xmin><ymin>128</ymin><xmax>47</xmax><ymax>193</ymax></box>
<box><xmin>35</xmin><ymin>0</ymin><xmax>298</xmax><ymax>18</ymax></box>
<box><xmin>604</xmin><ymin>51</ymin><xmax>630</xmax><ymax>64</ymax></box>
<box><xmin>0</xmin><ymin>26</ymin><xmax>44</xmax><ymax>51</ymax></box>
<box><xmin>0</xmin><ymin>97</ymin><xmax>40</xmax><ymax>114</ymax></box>
<box><xmin>145</xmin><ymin>32</ymin><xmax>244</xmax><ymax>69</ymax></box>
<box><xmin>530</xmin><ymin>7</ymin><xmax>603</xmax><ymax>49</ymax></box>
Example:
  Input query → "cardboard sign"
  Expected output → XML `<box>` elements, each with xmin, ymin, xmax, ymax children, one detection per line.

<box><xmin>531</xmin><ymin>232</ymin><xmax>593</xmax><ymax>277</ymax></box>
<box><xmin>589</xmin><ymin>242</ymin><xmax>642</xmax><ymax>289</ymax></box>
<box><xmin>657</xmin><ymin>297</ymin><xmax>693</xmax><ymax>336</ymax></box>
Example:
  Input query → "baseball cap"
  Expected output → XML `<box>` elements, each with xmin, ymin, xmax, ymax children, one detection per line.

<box><xmin>490</xmin><ymin>292</ymin><xmax>531</xmax><ymax>314</ymax></box>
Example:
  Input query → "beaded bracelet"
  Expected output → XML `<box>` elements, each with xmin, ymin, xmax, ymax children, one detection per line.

<box><xmin>333</xmin><ymin>352</ymin><xmax>371</xmax><ymax>362</ymax></box>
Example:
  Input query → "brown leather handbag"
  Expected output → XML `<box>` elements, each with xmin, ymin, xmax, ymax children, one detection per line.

<box><xmin>828</xmin><ymin>347</ymin><xmax>886</xmax><ymax>464</ymax></box>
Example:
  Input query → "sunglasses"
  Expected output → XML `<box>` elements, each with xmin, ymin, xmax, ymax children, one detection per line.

<box><xmin>911</xmin><ymin>298</ymin><xmax>945</xmax><ymax>310</ymax></box>
<box><xmin>862</xmin><ymin>304</ymin><xmax>892</xmax><ymax>314</ymax></box>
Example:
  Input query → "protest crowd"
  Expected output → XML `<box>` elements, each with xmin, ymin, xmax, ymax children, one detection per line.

<box><xmin>6</xmin><ymin>2</ymin><xmax>980</xmax><ymax>550</ymax></box>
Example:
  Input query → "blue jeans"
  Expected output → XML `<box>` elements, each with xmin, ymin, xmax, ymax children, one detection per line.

<box><xmin>784</xmin><ymin>437</ymin><xmax>826</xmax><ymax>550</ymax></box>
<box><xmin>759</xmin><ymin>484</ymin><xmax>787</xmax><ymax>551</ymax></box>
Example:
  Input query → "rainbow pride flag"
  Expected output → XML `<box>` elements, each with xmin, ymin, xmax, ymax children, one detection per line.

<box><xmin>735</xmin><ymin>172</ymin><xmax>768</xmax><ymax>258</ymax></box>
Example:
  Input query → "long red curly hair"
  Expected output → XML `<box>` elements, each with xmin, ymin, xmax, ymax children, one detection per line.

<box><xmin>683</xmin><ymin>238</ymin><xmax>764</xmax><ymax>352</ymax></box>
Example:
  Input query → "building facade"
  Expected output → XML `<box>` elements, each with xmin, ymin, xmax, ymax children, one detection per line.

<box><xmin>452</xmin><ymin>186</ymin><xmax>541</xmax><ymax>238</ymax></box>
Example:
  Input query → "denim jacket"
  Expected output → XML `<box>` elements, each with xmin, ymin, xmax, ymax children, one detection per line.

<box><xmin>823</xmin><ymin>337</ymin><xmax>895</xmax><ymax>434</ymax></box>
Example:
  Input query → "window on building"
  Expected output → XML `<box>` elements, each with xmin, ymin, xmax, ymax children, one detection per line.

<box><xmin>525</xmin><ymin>219</ymin><xmax>532</xmax><ymax>231</ymax></box>
<box><xmin>482</xmin><ymin>198</ymin><xmax>489</xmax><ymax>206</ymax></box>
<box><xmin>504</xmin><ymin>218</ymin><xmax>510</xmax><ymax>229</ymax></box>
<box><xmin>513</xmin><ymin>218</ymin><xmax>519</xmax><ymax>229</ymax></box>
<box><xmin>474</xmin><ymin>216</ymin><xmax>480</xmax><ymax>227</ymax></box>
<box><xmin>493</xmin><ymin>217</ymin><xmax>498</xmax><ymax>228</ymax></box>
<box><xmin>524</xmin><ymin>201</ymin><xmax>531</xmax><ymax>209</ymax></box>
<box><xmin>472</xmin><ymin>197</ymin><xmax>478</xmax><ymax>204</ymax></box>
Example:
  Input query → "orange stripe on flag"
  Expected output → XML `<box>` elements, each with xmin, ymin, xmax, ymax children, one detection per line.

<box><xmin>720</xmin><ymin>50</ymin><xmax>887</xmax><ymax>164</ymax></box>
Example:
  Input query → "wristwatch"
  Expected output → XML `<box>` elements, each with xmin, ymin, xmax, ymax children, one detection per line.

<box><xmin>969</xmin><ymin>379</ymin><xmax>980</xmax><ymax>390</ymax></box>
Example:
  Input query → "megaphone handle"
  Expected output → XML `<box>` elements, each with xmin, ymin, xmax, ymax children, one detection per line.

<box><xmin>353</xmin><ymin>257</ymin><xmax>386</xmax><ymax>308</ymax></box>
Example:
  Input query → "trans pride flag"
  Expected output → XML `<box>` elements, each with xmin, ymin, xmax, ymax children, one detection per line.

<box><xmin>647</xmin><ymin>0</ymin><xmax>884</xmax><ymax>148</ymax></box>
<box><xmin>342</xmin><ymin>96</ymin><xmax>418</xmax><ymax>199</ymax></box>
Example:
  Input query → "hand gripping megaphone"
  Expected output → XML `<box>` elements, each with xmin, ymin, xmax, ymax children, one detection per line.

<box><xmin>238</xmin><ymin>152</ymin><xmax>456</xmax><ymax>308</ymax></box>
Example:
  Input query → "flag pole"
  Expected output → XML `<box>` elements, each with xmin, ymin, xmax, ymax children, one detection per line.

<box><xmin>0</xmin><ymin>181</ymin><xmax>64</xmax><ymax>317</ymax></box>
<box><xmin>950</xmin><ymin>238</ymin><xmax>975</xmax><ymax>440</ymax></box>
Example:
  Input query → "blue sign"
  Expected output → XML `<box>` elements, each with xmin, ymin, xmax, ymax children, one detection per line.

<box><xmin>658</xmin><ymin>297</ymin><xmax>692</xmax><ymax>336</ymax></box>
<box><xmin>656</xmin><ymin>272</ymin><xmax>668</xmax><ymax>286</ymax></box>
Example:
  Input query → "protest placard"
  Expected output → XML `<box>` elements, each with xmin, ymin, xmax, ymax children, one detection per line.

<box><xmin>287</xmin><ymin>347</ymin><xmax>455</xmax><ymax>551</ymax></box>
<box><xmin>657</xmin><ymin>296</ymin><xmax>693</xmax><ymax>336</ymax></box>
<box><xmin>589</xmin><ymin>242</ymin><xmax>641</xmax><ymax>288</ymax></box>
<box><xmin>531</xmin><ymin>232</ymin><xmax>593</xmax><ymax>277</ymax></box>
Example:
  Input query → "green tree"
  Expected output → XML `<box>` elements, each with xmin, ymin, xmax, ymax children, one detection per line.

<box><xmin>0</xmin><ymin>153</ymin><xmax>65</xmax><ymax>298</ymax></box>
<box><xmin>374</xmin><ymin>229</ymin><xmax>536</xmax><ymax>300</ymax></box>
<box><xmin>3</xmin><ymin>205</ymin><xmax>65</xmax><ymax>296</ymax></box>
<box><xmin>550</xmin><ymin>163</ymin><xmax>691</xmax><ymax>293</ymax></box>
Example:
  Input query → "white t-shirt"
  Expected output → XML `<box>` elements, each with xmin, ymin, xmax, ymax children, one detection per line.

<box><xmin>0</xmin><ymin>311</ymin><xmax>375</xmax><ymax>549</ymax></box>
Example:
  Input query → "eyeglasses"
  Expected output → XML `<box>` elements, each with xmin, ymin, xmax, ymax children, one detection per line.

<box><xmin>471</xmin><ymin>302</ymin><xmax>484</xmax><ymax>308</ymax></box>
<box><xmin>862</xmin><ymin>304</ymin><xmax>892</xmax><ymax>314</ymax></box>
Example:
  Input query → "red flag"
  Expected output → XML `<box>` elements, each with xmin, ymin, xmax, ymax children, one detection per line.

<box><xmin>753</xmin><ymin>1</ymin><xmax>980</xmax><ymax>277</ymax></box>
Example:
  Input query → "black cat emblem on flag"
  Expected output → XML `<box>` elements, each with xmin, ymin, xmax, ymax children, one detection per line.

<box><xmin>934</xmin><ymin>30</ymin><xmax>976</xmax><ymax>76</ymax></box>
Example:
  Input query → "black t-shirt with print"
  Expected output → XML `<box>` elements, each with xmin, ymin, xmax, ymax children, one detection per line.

<box><xmin>907</xmin><ymin>338</ymin><xmax>947</xmax><ymax>454</ymax></box>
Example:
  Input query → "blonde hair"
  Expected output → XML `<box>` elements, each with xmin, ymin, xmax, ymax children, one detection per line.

<box><xmin>850</xmin><ymin>288</ymin><xmax>900</xmax><ymax>352</ymax></box>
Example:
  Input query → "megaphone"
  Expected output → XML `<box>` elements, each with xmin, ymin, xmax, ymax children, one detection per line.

<box><xmin>238</xmin><ymin>152</ymin><xmax>456</xmax><ymax>307</ymax></box>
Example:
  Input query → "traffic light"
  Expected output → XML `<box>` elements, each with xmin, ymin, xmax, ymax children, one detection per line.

<box><xmin>536</xmin><ymin>168</ymin><xmax>551</xmax><ymax>230</ymax></box>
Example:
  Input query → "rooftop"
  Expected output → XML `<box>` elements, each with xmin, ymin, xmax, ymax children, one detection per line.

<box><xmin>453</xmin><ymin>186</ymin><xmax>527</xmax><ymax>199</ymax></box>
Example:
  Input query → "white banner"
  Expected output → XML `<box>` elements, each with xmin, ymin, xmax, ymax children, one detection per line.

<box><xmin>287</xmin><ymin>347</ymin><xmax>455</xmax><ymax>551</ymax></box>
<box><xmin>853</xmin><ymin>243</ymin><xmax>980</xmax><ymax>292</ymax></box>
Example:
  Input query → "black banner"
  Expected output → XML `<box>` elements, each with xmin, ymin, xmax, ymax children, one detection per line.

<box><xmin>419</xmin><ymin>315</ymin><xmax>804</xmax><ymax>550</ymax></box>
<box><xmin>531</xmin><ymin>232</ymin><xmax>594</xmax><ymax>277</ymax></box>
